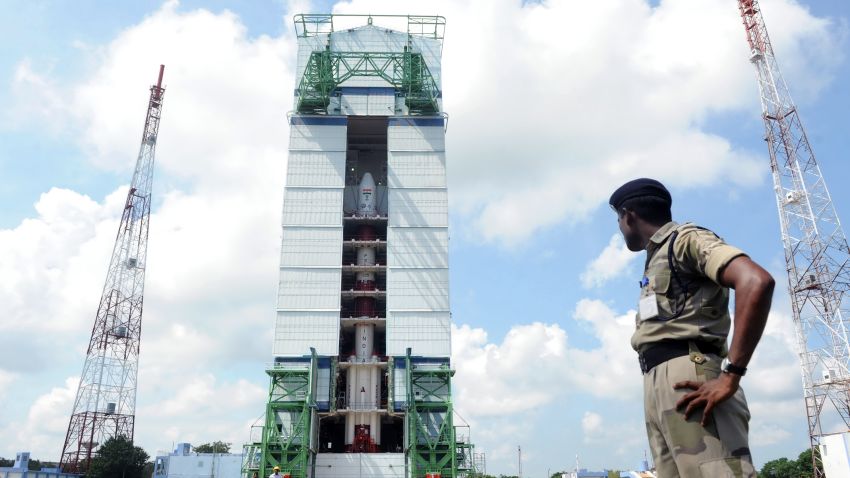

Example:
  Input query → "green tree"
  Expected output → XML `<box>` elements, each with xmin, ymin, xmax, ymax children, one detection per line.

<box><xmin>87</xmin><ymin>436</ymin><xmax>149</xmax><ymax>478</ymax></box>
<box><xmin>194</xmin><ymin>441</ymin><xmax>231</xmax><ymax>454</ymax></box>
<box><xmin>760</xmin><ymin>457</ymin><xmax>800</xmax><ymax>478</ymax></box>
<box><xmin>797</xmin><ymin>447</ymin><xmax>822</xmax><ymax>478</ymax></box>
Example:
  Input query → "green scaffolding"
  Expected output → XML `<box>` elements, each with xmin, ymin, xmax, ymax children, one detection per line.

<box><xmin>243</xmin><ymin>353</ymin><xmax>318</xmax><ymax>478</ymax></box>
<box><xmin>296</xmin><ymin>50</ymin><xmax>441</xmax><ymax>115</ymax></box>
<box><xmin>406</xmin><ymin>353</ymin><xmax>457</xmax><ymax>478</ymax></box>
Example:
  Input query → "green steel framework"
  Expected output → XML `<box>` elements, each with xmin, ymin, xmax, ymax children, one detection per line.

<box><xmin>405</xmin><ymin>353</ymin><xmax>457</xmax><ymax>478</ymax></box>
<box><xmin>296</xmin><ymin>50</ymin><xmax>441</xmax><ymax>115</ymax></box>
<box><xmin>293</xmin><ymin>14</ymin><xmax>443</xmax><ymax>115</ymax></box>
<box><xmin>243</xmin><ymin>352</ymin><xmax>318</xmax><ymax>478</ymax></box>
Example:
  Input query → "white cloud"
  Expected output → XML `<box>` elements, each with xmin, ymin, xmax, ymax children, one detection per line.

<box><xmin>0</xmin><ymin>377</ymin><xmax>79</xmax><ymax>459</ymax></box>
<box><xmin>581</xmin><ymin>234</ymin><xmax>638</xmax><ymax>288</ymax></box>
<box><xmin>581</xmin><ymin>411</ymin><xmax>603</xmax><ymax>436</ymax></box>
<box><xmin>567</xmin><ymin>299</ymin><xmax>642</xmax><ymax>397</ymax></box>
<box><xmin>6</xmin><ymin>59</ymin><xmax>69</xmax><ymax>132</ymax></box>
<box><xmin>331</xmin><ymin>0</ymin><xmax>841</xmax><ymax>246</ymax></box>
<box><xmin>136</xmin><ymin>373</ymin><xmax>266</xmax><ymax>448</ymax></box>
<box><xmin>580</xmin><ymin>411</ymin><xmax>646</xmax><ymax>456</ymax></box>
<box><xmin>452</xmin><ymin>322</ymin><xmax>569</xmax><ymax>417</ymax></box>
<box><xmin>0</xmin><ymin>370</ymin><xmax>17</xmax><ymax>402</ymax></box>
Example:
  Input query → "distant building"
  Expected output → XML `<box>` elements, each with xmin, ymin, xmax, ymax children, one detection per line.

<box><xmin>0</xmin><ymin>452</ymin><xmax>78</xmax><ymax>478</ymax></box>
<box><xmin>566</xmin><ymin>470</ymin><xmax>609</xmax><ymax>478</ymax></box>
<box><xmin>619</xmin><ymin>472</ymin><xmax>656</xmax><ymax>478</ymax></box>
<box><xmin>152</xmin><ymin>444</ymin><xmax>242</xmax><ymax>478</ymax></box>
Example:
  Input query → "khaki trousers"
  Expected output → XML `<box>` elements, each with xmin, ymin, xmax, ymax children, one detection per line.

<box><xmin>643</xmin><ymin>353</ymin><xmax>756</xmax><ymax>477</ymax></box>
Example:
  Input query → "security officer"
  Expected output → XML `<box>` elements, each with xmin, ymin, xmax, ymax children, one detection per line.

<box><xmin>609</xmin><ymin>178</ymin><xmax>775</xmax><ymax>477</ymax></box>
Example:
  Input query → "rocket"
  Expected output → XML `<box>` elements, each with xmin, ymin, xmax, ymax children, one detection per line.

<box><xmin>345</xmin><ymin>172</ymin><xmax>382</xmax><ymax>450</ymax></box>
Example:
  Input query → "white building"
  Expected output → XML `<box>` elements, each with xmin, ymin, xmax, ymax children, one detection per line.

<box><xmin>821</xmin><ymin>432</ymin><xmax>850</xmax><ymax>478</ymax></box>
<box><xmin>153</xmin><ymin>444</ymin><xmax>242</xmax><ymax>478</ymax></box>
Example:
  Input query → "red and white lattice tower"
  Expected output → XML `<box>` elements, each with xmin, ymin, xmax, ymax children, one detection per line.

<box><xmin>59</xmin><ymin>65</ymin><xmax>165</xmax><ymax>473</ymax></box>
<box><xmin>738</xmin><ymin>2</ymin><xmax>850</xmax><ymax>475</ymax></box>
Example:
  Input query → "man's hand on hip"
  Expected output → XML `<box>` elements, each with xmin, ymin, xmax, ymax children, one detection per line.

<box><xmin>673</xmin><ymin>373</ymin><xmax>741</xmax><ymax>426</ymax></box>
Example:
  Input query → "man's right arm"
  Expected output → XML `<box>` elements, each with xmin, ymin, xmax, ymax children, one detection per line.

<box><xmin>718</xmin><ymin>255</ymin><xmax>775</xmax><ymax>375</ymax></box>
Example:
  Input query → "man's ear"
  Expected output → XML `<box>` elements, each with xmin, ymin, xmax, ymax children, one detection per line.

<box><xmin>623</xmin><ymin>209</ymin><xmax>636</xmax><ymax>228</ymax></box>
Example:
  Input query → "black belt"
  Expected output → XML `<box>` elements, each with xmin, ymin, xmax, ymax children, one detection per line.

<box><xmin>638</xmin><ymin>340</ymin><xmax>722</xmax><ymax>374</ymax></box>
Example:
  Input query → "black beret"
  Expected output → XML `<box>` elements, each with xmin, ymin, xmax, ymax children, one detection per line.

<box><xmin>609</xmin><ymin>178</ymin><xmax>672</xmax><ymax>211</ymax></box>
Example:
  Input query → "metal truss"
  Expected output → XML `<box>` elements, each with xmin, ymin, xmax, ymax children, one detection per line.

<box><xmin>739</xmin><ymin>2</ymin><xmax>850</xmax><ymax>476</ymax></box>
<box><xmin>245</xmin><ymin>353</ymin><xmax>318</xmax><ymax>478</ymax></box>
<box><xmin>293</xmin><ymin>14</ymin><xmax>445</xmax><ymax>41</ymax></box>
<box><xmin>60</xmin><ymin>66</ymin><xmax>165</xmax><ymax>474</ymax></box>
<box><xmin>406</xmin><ymin>354</ymin><xmax>457</xmax><ymax>478</ymax></box>
<box><xmin>296</xmin><ymin>50</ymin><xmax>441</xmax><ymax>115</ymax></box>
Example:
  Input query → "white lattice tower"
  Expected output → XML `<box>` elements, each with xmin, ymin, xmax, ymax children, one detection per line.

<box><xmin>738</xmin><ymin>2</ymin><xmax>850</xmax><ymax>475</ymax></box>
<box><xmin>59</xmin><ymin>65</ymin><xmax>165</xmax><ymax>474</ymax></box>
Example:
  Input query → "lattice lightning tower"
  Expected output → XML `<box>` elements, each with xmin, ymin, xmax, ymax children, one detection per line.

<box><xmin>59</xmin><ymin>65</ymin><xmax>165</xmax><ymax>473</ymax></box>
<box><xmin>738</xmin><ymin>2</ymin><xmax>850</xmax><ymax>474</ymax></box>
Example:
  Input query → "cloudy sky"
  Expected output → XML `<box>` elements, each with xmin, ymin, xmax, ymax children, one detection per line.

<box><xmin>2</xmin><ymin>0</ymin><xmax>850</xmax><ymax>474</ymax></box>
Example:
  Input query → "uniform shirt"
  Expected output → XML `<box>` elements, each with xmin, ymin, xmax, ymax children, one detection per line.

<box><xmin>631</xmin><ymin>221</ymin><xmax>747</xmax><ymax>353</ymax></box>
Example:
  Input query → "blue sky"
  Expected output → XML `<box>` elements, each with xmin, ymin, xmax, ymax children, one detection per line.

<box><xmin>1</xmin><ymin>0</ymin><xmax>849</xmax><ymax>475</ymax></box>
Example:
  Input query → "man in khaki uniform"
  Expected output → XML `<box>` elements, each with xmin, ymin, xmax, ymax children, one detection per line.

<box><xmin>609</xmin><ymin>178</ymin><xmax>775</xmax><ymax>478</ymax></box>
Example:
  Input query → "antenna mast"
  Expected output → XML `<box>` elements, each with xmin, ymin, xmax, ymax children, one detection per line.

<box><xmin>738</xmin><ymin>2</ymin><xmax>850</xmax><ymax>475</ymax></box>
<box><xmin>59</xmin><ymin>65</ymin><xmax>166</xmax><ymax>473</ymax></box>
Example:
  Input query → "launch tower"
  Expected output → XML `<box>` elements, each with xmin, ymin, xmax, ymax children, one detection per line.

<box><xmin>243</xmin><ymin>15</ymin><xmax>478</xmax><ymax>478</ymax></box>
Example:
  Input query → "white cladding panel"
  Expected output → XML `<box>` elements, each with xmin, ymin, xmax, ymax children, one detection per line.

<box><xmin>340</xmin><ymin>91</ymin><xmax>396</xmax><ymax>116</ymax></box>
<box><xmin>314</xmin><ymin>453</ymin><xmax>406</xmax><ymax>478</ymax></box>
<box><xmin>387</xmin><ymin>125</ymin><xmax>445</xmax><ymax>152</ymax></box>
<box><xmin>387</xmin><ymin>268</ymin><xmax>449</xmax><ymax>311</ymax></box>
<box><xmin>274</xmin><ymin>311</ymin><xmax>339</xmax><ymax>356</ymax></box>
<box><xmin>340</xmin><ymin>93</ymin><xmax>368</xmax><ymax>115</ymax></box>
<box><xmin>388</xmin><ymin>228</ymin><xmax>448</xmax><ymax>268</ymax></box>
<box><xmin>368</xmin><ymin>93</ymin><xmax>396</xmax><ymax>114</ymax></box>
<box><xmin>388</xmin><ymin>151</ymin><xmax>446</xmax><ymax>188</ymax></box>
<box><xmin>388</xmin><ymin>189</ymin><xmax>448</xmax><ymax>227</ymax></box>
<box><xmin>282</xmin><ymin>188</ymin><xmax>343</xmax><ymax>226</ymax></box>
<box><xmin>278</xmin><ymin>268</ymin><xmax>341</xmax><ymax>310</ymax></box>
<box><xmin>286</xmin><ymin>151</ymin><xmax>346</xmax><ymax>187</ymax></box>
<box><xmin>386</xmin><ymin>312</ymin><xmax>450</xmax><ymax>357</ymax></box>
<box><xmin>289</xmin><ymin>124</ymin><xmax>347</xmax><ymax>151</ymax></box>
<box><xmin>280</xmin><ymin>227</ymin><xmax>343</xmax><ymax>267</ymax></box>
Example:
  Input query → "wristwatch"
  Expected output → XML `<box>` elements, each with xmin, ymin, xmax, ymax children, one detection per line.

<box><xmin>722</xmin><ymin>358</ymin><xmax>747</xmax><ymax>376</ymax></box>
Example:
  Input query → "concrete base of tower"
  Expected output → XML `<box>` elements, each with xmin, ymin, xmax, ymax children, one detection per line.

<box><xmin>314</xmin><ymin>453</ymin><xmax>405</xmax><ymax>478</ymax></box>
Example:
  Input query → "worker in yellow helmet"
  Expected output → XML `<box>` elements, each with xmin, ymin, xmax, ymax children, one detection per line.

<box><xmin>269</xmin><ymin>466</ymin><xmax>282</xmax><ymax>478</ymax></box>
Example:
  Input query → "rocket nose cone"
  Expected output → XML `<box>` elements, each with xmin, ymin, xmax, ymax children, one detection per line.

<box><xmin>359</xmin><ymin>172</ymin><xmax>376</xmax><ymax>189</ymax></box>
